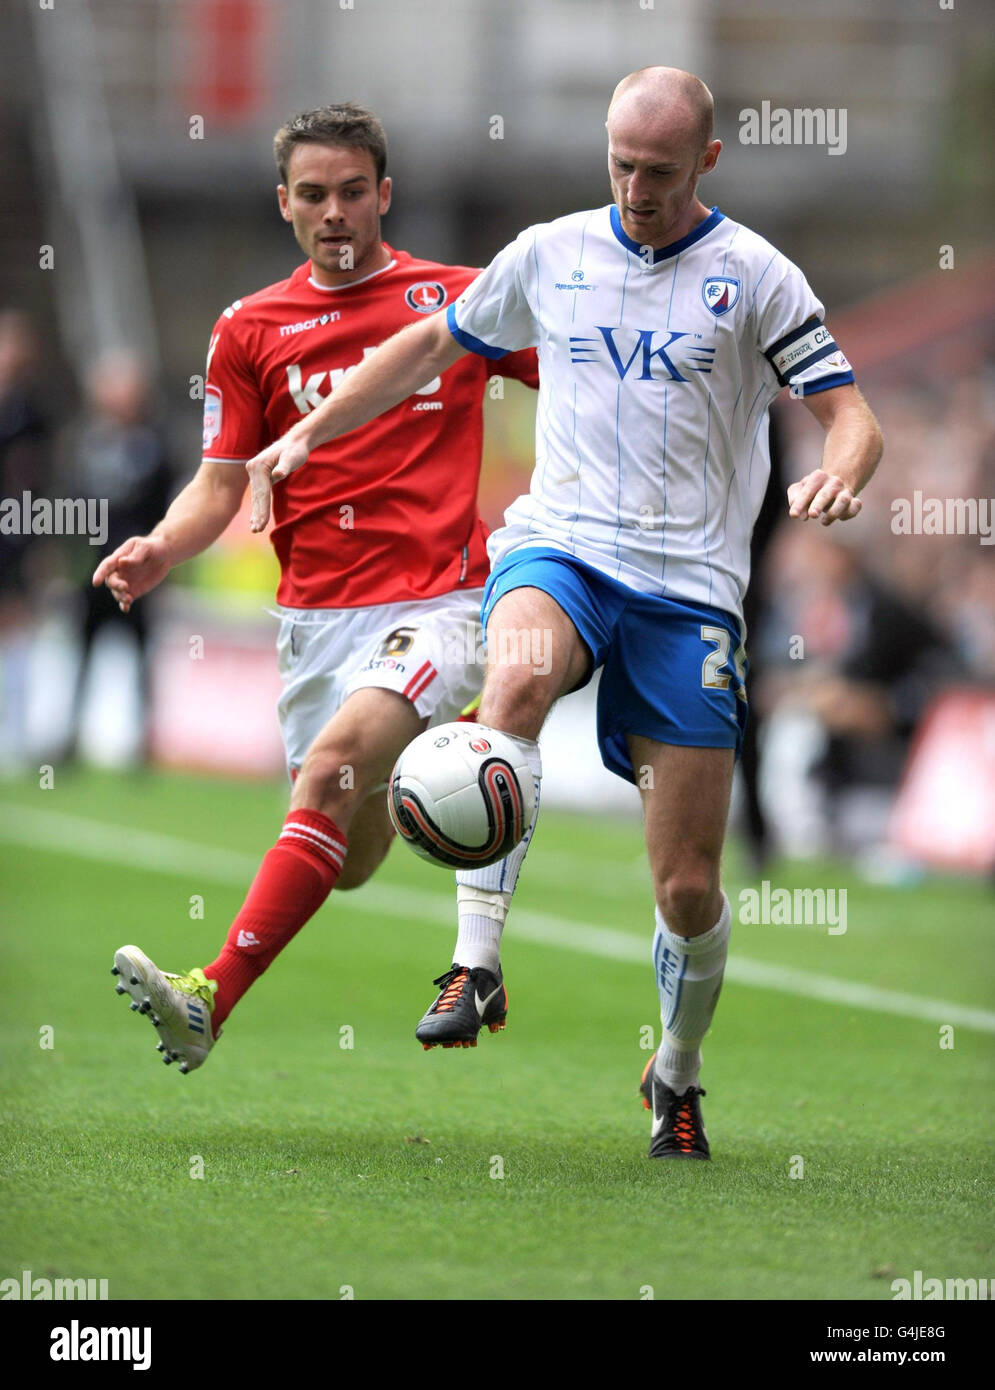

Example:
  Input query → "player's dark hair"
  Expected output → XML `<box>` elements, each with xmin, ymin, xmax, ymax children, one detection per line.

<box><xmin>273</xmin><ymin>103</ymin><xmax>388</xmax><ymax>186</ymax></box>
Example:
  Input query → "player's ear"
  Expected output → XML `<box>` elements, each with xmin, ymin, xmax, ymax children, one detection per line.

<box><xmin>277</xmin><ymin>185</ymin><xmax>292</xmax><ymax>222</ymax></box>
<box><xmin>699</xmin><ymin>139</ymin><xmax>721</xmax><ymax>175</ymax></box>
<box><xmin>378</xmin><ymin>176</ymin><xmax>392</xmax><ymax>217</ymax></box>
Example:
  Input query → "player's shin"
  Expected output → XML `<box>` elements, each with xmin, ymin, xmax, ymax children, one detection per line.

<box><xmin>203</xmin><ymin>809</ymin><xmax>347</xmax><ymax>1031</ymax></box>
<box><xmin>452</xmin><ymin>734</ymin><xmax>541</xmax><ymax>972</ymax></box>
<box><xmin>652</xmin><ymin>892</ymin><xmax>730</xmax><ymax>1094</ymax></box>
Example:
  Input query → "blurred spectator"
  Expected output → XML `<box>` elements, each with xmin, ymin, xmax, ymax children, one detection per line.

<box><xmin>941</xmin><ymin>551</ymin><xmax>995</xmax><ymax>681</ymax></box>
<box><xmin>0</xmin><ymin>310</ymin><xmax>52</xmax><ymax>772</ymax></box>
<box><xmin>748</xmin><ymin>322</ymin><xmax>995</xmax><ymax>859</ymax></box>
<box><xmin>778</xmin><ymin>351</ymin><xmax>995</xmax><ymax>683</ymax></box>
<box><xmin>754</xmin><ymin>527</ymin><xmax>961</xmax><ymax>856</ymax></box>
<box><xmin>60</xmin><ymin>349</ymin><xmax>174</xmax><ymax>764</ymax></box>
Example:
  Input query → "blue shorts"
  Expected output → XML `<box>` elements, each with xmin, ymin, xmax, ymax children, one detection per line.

<box><xmin>481</xmin><ymin>547</ymin><xmax>748</xmax><ymax>785</ymax></box>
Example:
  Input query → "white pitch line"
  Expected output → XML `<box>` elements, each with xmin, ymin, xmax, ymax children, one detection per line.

<box><xmin>2</xmin><ymin>805</ymin><xmax>994</xmax><ymax>1035</ymax></box>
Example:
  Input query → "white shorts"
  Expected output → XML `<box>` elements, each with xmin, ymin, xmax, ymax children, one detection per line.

<box><xmin>275</xmin><ymin>588</ymin><xmax>485</xmax><ymax>778</ymax></box>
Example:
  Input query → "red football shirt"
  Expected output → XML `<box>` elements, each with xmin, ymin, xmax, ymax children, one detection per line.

<box><xmin>202</xmin><ymin>249</ymin><xmax>538</xmax><ymax>608</ymax></box>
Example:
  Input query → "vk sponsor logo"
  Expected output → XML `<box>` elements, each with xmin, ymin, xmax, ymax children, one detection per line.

<box><xmin>569</xmin><ymin>327</ymin><xmax>716</xmax><ymax>381</ymax></box>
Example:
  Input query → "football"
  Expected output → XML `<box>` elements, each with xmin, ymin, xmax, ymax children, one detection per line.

<box><xmin>387</xmin><ymin>722</ymin><xmax>535</xmax><ymax>869</ymax></box>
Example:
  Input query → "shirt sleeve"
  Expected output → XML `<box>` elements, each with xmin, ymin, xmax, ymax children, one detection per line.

<box><xmin>446</xmin><ymin>228</ymin><xmax>541</xmax><ymax>358</ymax></box>
<box><xmin>201</xmin><ymin>310</ymin><xmax>267</xmax><ymax>462</ymax></box>
<box><xmin>756</xmin><ymin>258</ymin><xmax>855</xmax><ymax>398</ymax></box>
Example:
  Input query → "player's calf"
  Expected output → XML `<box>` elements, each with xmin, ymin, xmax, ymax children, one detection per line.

<box><xmin>334</xmin><ymin>791</ymin><xmax>396</xmax><ymax>890</ymax></box>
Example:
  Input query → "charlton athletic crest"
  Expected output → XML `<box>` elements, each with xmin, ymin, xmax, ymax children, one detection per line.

<box><xmin>405</xmin><ymin>282</ymin><xmax>447</xmax><ymax>314</ymax></box>
<box><xmin>702</xmin><ymin>276</ymin><xmax>741</xmax><ymax>317</ymax></box>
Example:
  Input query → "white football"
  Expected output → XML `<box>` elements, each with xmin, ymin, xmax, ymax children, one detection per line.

<box><xmin>388</xmin><ymin>722</ymin><xmax>535</xmax><ymax>869</ymax></box>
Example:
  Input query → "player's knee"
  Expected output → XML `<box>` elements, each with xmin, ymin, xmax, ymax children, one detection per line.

<box><xmin>296</xmin><ymin>743</ymin><xmax>367</xmax><ymax>808</ymax></box>
<box><xmin>656</xmin><ymin>865</ymin><xmax>718</xmax><ymax>924</ymax></box>
<box><xmin>481</xmin><ymin>664</ymin><xmax>549</xmax><ymax>736</ymax></box>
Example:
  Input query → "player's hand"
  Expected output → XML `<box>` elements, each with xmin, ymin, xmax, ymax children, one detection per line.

<box><xmin>787</xmin><ymin>469</ymin><xmax>862</xmax><ymax>526</ymax></box>
<box><xmin>91</xmin><ymin>535</ymin><xmax>171</xmax><ymax>613</ymax></box>
<box><xmin>246</xmin><ymin>432</ymin><xmax>312</xmax><ymax>532</ymax></box>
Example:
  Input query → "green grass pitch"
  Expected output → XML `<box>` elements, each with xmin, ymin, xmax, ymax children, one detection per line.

<box><xmin>1</xmin><ymin>767</ymin><xmax>992</xmax><ymax>1301</ymax></box>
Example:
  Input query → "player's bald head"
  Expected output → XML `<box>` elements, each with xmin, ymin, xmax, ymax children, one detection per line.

<box><xmin>607</xmin><ymin>67</ymin><xmax>714</xmax><ymax>155</ymax></box>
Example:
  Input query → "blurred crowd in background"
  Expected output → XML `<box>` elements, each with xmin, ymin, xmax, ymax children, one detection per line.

<box><xmin>1</xmin><ymin>0</ymin><xmax>992</xmax><ymax>875</ymax></box>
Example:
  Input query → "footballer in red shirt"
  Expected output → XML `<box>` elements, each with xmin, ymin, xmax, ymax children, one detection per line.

<box><xmin>95</xmin><ymin>105</ymin><xmax>537</xmax><ymax>1071</ymax></box>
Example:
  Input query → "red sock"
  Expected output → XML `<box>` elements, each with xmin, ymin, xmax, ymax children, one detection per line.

<box><xmin>204</xmin><ymin>809</ymin><xmax>347</xmax><ymax>1032</ymax></box>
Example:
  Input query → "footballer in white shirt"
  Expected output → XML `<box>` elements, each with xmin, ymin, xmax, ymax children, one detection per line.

<box><xmin>248</xmin><ymin>66</ymin><xmax>883</xmax><ymax>1161</ymax></box>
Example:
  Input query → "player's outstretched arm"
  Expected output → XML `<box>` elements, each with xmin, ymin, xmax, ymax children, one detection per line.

<box><xmin>247</xmin><ymin>311</ymin><xmax>467</xmax><ymax>532</ymax></box>
<box><xmin>788</xmin><ymin>384</ymin><xmax>883</xmax><ymax>525</ymax></box>
<box><xmin>92</xmin><ymin>461</ymin><xmax>248</xmax><ymax>612</ymax></box>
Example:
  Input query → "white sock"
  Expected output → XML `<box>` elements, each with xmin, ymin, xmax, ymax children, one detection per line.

<box><xmin>452</xmin><ymin>734</ymin><xmax>541</xmax><ymax>973</ymax></box>
<box><xmin>652</xmin><ymin>893</ymin><xmax>730</xmax><ymax>1094</ymax></box>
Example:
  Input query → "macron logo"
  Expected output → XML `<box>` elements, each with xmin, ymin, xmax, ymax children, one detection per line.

<box><xmin>236</xmin><ymin>930</ymin><xmax>260</xmax><ymax>948</ymax></box>
<box><xmin>279</xmin><ymin>311</ymin><xmax>341</xmax><ymax>338</ymax></box>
